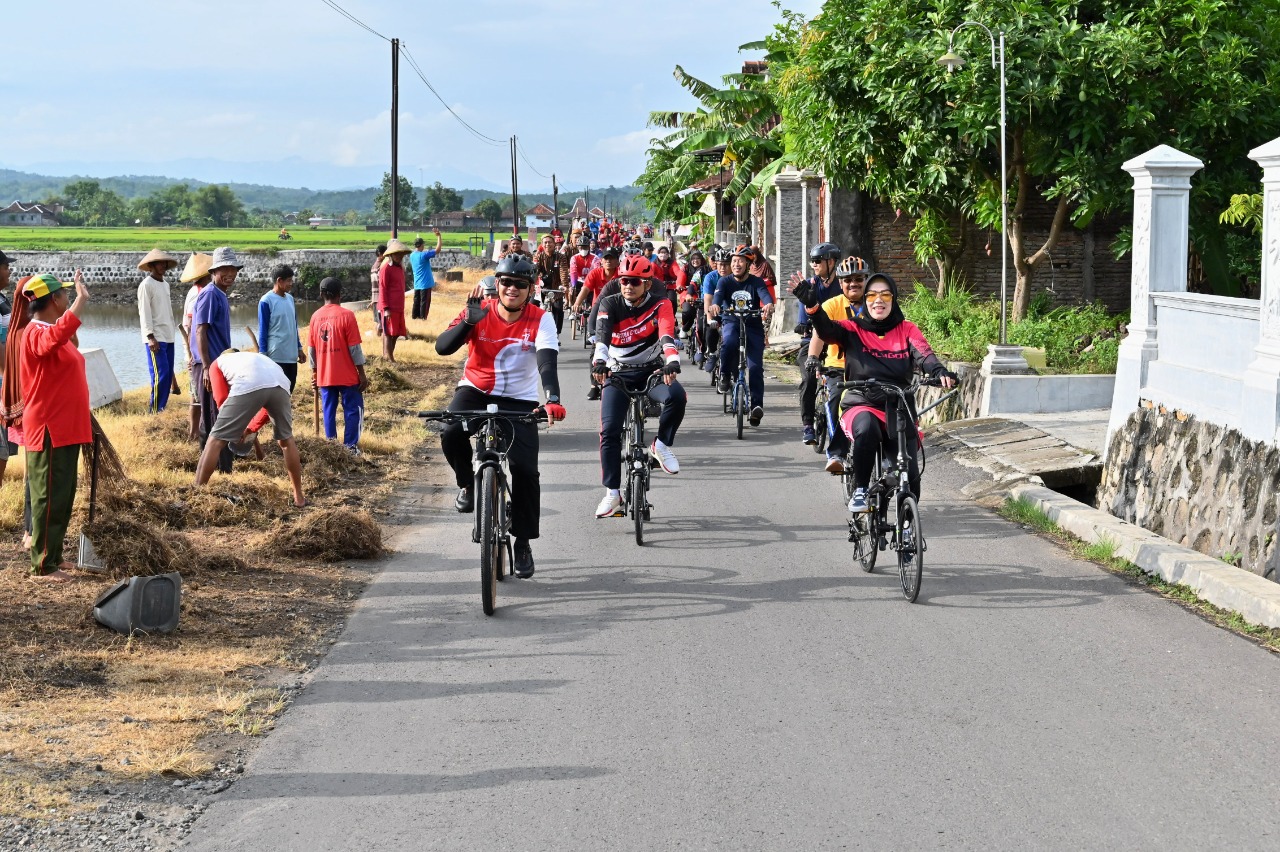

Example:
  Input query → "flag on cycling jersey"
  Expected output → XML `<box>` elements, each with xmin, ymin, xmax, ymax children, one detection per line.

<box><xmin>445</xmin><ymin>299</ymin><xmax>558</xmax><ymax>401</ymax></box>
<box><xmin>593</xmin><ymin>290</ymin><xmax>679</xmax><ymax>370</ymax></box>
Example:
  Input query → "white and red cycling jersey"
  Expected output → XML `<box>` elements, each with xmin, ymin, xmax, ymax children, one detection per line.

<box><xmin>446</xmin><ymin>299</ymin><xmax>559</xmax><ymax>402</ymax></box>
<box><xmin>569</xmin><ymin>251</ymin><xmax>599</xmax><ymax>287</ymax></box>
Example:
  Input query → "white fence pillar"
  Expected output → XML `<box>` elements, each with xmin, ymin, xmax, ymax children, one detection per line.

<box><xmin>1105</xmin><ymin>145</ymin><xmax>1203</xmax><ymax>453</ymax></box>
<box><xmin>772</xmin><ymin>167</ymin><xmax>805</xmax><ymax>335</ymax></box>
<box><xmin>1241</xmin><ymin>137</ymin><xmax>1280</xmax><ymax>444</ymax></box>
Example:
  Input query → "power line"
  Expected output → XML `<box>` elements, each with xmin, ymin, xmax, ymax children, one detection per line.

<box><xmin>515</xmin><ymin>141</ymin><xmax>552</xmax><ymax>181</ymax></box>
<box><xmin>399</xmin><ymin>43</ymin><xmax>506</xmax><ymax>148</ymax></box>
<box><xmin>319</xmin><ymin>0</ymin><xmax>390</xmax><ymax>41</ymax></box>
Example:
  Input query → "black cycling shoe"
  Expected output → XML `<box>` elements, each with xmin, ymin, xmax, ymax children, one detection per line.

<box><xmin>513</xmin><ymin>539</ymin><xmax>535</xmax><ymax>578</ymax></box>
<box><xmin>587</xmin><ymin>385</ymin><xmax>601</xmax><ymax>401</ymax></box>
<box><xmin>454</xmin><ymin>487</ymin><xmax>474</xmax><ymax>513</ymax></box>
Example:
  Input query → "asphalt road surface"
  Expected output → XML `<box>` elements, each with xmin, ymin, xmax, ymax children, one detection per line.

<box><xmin>184</xmin><ymin>336</ymin><xmax>1280</xmax><ymax>851</ymax></box>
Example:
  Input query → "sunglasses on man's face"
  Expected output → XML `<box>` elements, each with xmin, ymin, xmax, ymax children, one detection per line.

<box><xmin>619</xmin><ymin>277</ymin><xmax>646</xmax><ymax>287</ymax></box>
<box><xmin>498</xmin><ymin>277</ymin><xmax>531</xmax><ymax>290</ymax></box>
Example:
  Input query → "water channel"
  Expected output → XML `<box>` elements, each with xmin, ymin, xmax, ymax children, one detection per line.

<box><xmin>74</xmin><ymin>301</ymin><xmax>320</xmax><ymax>393</ymax></box>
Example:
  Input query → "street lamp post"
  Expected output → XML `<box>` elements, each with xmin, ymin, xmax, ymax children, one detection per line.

<box><xmin>938</xmin><ymin>22</ymin><xmax>1010</xmax><ymax>348</ymax></box>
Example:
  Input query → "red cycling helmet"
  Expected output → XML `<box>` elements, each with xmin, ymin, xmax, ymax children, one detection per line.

<box><xmin>619</xmin><ymin>254</ymin><xmax>654</xmax><ymax>280</ymax></box>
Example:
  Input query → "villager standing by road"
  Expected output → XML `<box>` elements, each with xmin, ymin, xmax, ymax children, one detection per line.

<box><xmin>180</xmin><ymin>253</ymin><xmax>213</xmax><ymax>441</ymax></box>
<box><xmin>194</xmin><ymin>350</ymin><xmax>306</xmax><ymax>508</ymax></box>
<box><xmin>257</xmin><ymin>265</ymin><xmax>306</xmax><ymax>391</ymax></box>
<box><xmin>370</xmin><ymin>243</ymin><xmax>386</xmax><ymax>337</ymax></box>
<box><xmin>409</xmin><ymin>229</ymin><xmax>443</xmax><ymax>321</ymax></box>
<box><xmin>308</xmin><ymin>277</ymin><xmax>368</xmax><ymax>453</ymax></box>
<box><xmin>193</xmin><ymin>247</ymin><xmax>239</xmax><ymax>474</ymax></box>
<box><xmin>136</xmin><ymin>249</ymin><xmax>179</xmax><ymax>413</ymax></box>
<box><xmin>376</xmin><ymin>238</ymin><xmax>412</xmax><ymax>363</ymax></box>
<box><xmin>0</xmin><ymin>251</ymin><xmax>15</xmax><ymax>484</ymax></box>
<box><xmin>21</xmin><ymin>271</ymin><xmax>91</xmax><ymax>583</ymax></box>
<box><xmin>2</xmin><ymin>273</ymin><xmax>35</xmax><ymax>548</ymax></box>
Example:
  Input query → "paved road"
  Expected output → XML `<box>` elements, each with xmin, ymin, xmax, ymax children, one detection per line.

<box><xmin>185</xmin><ymin>338</ymin><xmax>1280</xmax><ymax>851</ymax></box>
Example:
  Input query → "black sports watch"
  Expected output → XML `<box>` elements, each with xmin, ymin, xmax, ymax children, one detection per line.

<box><xmin>546</xmin><ymin>395</ymin><xmax>560</xmax><ymax>404</ymax></box>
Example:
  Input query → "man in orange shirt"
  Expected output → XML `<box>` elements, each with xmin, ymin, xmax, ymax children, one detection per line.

<box><xmin>309</xmin><ymin>278</ymin><xmax>369</xmax><ymax>453</ymax></box>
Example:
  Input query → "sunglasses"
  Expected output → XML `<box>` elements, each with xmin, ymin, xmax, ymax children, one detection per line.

<box><xmin>842</xmin><ymin>276</ymin><xmax>867</xmax><ymax>284</ymax></box>
<box><xmin>498</xmin><ymin>277</ymin><xmax>531</xmax><ymax>290</ymax></box>
<box><xmin>865</xmin><ymin>291</ymin><xmax>894</xmax><ymax>302</ymax></box>
<box><xmin>619</xmin><ymin>277</ymin><xmax>646</xmax><ymax>286</ymax></box>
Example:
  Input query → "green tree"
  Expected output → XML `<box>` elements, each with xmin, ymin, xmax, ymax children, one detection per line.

<box><xmin>190</xmin><ymin>185</ymin><xmax>246</xmax><ymax>227</ymax></box>
<box><xmin>771</xmin><ymin>0</ymin><xmax>1280</xmax><ymax>314</ymax></box>
<box><xmin>424</xmin><ymin>181</ymin><xmax>464</xmax><ymax>216</ymax></box>
<box><xmin>472</xmin><ymin>198</ymin><xmax>504</xmax><ymax>232</ymax></box>
<box><xmin>62</xmin><ymin>179</ymin><xmax>129</xmax><ymax>226</ymax></box>
<box><xmin>372</xmin><ymin>172</ymin><xmax>419</xmax><ymax>226</ymax></box>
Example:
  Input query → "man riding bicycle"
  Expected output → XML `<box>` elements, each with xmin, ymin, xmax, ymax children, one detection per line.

<box><xmin>572</xmin><ymin>247</ymin><xmax>621</xmax><ymax>400</ymax></box>
<box><xmin>534</xmin><ymin>234</ymin><xmax>570</xmax><ymax>334</ymax></box>
<box><xmin>793</xmin><ymin>271</ymin><xmax>957</xmax><ymax>514</ymax></box>
<box><xmin>591</xmin><ymin>255</ymin><xmax>685</xmax><ymax>519</ymax></box>
<box><xmin>434</xmin><ymin>254</ymin><xmax>567</xmax><ymax>577</ymax></box>
<box><xmin>650</xmin><ymin>244</ymin><xmax>684</xmax><ymax>314</ymax></box>
<box><xmin>699</xmin><ymin>247</ymin><xmax>731</xmax><ymax>372</ymax></box>
<box><xmin>569</xmin><ymin>233</ymin><xmax>599</xmax><ymax>305</ymax></box>
<box><xmin>806</xmin><ymin>256</ymin><xmax>870</xmax><ymax>473</ymax></box>
<box><xmin>708</xmin><ymin>245</ymin><xmax>774</xmax><ymax>426</ymax></box>
<box><xmin>795</xmin><ymin>242</ymin><xmax>844</xmax><ymax>447</ymax></box>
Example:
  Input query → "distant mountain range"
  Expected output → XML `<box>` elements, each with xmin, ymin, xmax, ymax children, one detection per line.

<box><xmin>0</xmin><ymin>164</ymin><xmax>644</xmax><ymax>216</ymax></box>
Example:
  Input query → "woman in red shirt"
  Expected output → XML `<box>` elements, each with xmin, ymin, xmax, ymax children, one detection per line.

<box><xmin>376</xmin><ymin>238</ymin><xmax>412</xmax><ymax>362</ymax></box>
<box><xmin>21</xmin><ymin>271</ymin><xmax>91</xmax><ymax>582</ymax></box>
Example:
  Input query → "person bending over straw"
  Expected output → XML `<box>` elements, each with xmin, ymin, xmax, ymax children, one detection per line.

<box><xmin>194</xmin><ymin>349</ymin><xmax>306</xmax><ymax>508</ymax></box>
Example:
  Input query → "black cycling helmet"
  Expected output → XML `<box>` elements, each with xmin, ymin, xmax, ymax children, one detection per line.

<box><xmin>479</xmin><ymin>275</ymin><xmax>498</xmax><ymax>298</ymax></box>
<box><xmin>711</xmin><ymin>247</ymin><xmax>733</xmax><ymax>263</ymax></box>
<box><xmin>576</xmin><ymin>234</ymin><xmax>591</xmax><ymax>249</ymax></box>
<box><xmin>836</xmin><ymin>256</ymin><xmax>871</xmax><ymax>279</ymax></box>
<box><xmin>809</xmin><ymin>242</ymin><xmax>842</xmax><ymax>263</ymax></box>
<box><xmin>494</xmin><ymin>254</ymin><xmax>537</xmax><ymax>282</ymax></box>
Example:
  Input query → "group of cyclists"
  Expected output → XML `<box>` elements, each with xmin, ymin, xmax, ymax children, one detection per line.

<box><xmin>433</xmin><ymin>221</ymin><xmax>957</xmax><ymax>578</ymax></box>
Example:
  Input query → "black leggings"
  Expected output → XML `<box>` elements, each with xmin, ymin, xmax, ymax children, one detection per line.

<box><xmin>848</xmin><ymin>409</ymin><xmax>919</xmax><ymax>495</ymax></box>
<box><xmin>439</xmin><ymin>387</ymin><xmax>541</xmax><ymax>540</ymax></box>
<box><xmin>599</xmin><ymin>373</ymin><xmax>686</xmax><ymax>490</ymax></box>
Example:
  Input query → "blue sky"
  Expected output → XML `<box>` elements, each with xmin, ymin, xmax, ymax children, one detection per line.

<box><xmin>3</xmin><ymin>0</ymin><xmax>821</xmax><ymax>192</ymax></box>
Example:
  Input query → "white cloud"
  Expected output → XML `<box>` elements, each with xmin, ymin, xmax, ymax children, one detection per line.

<box><xmin>595</xmin><ymin>130</ymin><xmax>659</xmax><ymax>157</ymax></box>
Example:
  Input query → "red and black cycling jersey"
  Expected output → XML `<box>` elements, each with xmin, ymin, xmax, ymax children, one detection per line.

<box><xmin>593</xmin><ymin>290</ymin><xmax>679</xmax><ymax>370</ymax></box>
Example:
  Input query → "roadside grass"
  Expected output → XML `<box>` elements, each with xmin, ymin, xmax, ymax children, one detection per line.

<box><xmin>0</xmin><ymin>226</ymin><xmax>491</xmax><ymax>253</ymax></box>
<box><xmin>998</xmin><ymin>497</ymin><xmax>1280</xmax><ymax>652</ymax></box>
<box><xmin>0</xmin><ymin>272</ymin><xmax>480</xmax><ymax>820</ymax></box>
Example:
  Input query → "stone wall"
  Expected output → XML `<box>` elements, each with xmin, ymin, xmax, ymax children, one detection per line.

<box><xmin>1100</xmin><ymin>405</ymin><xmax>1280</xmax><ymax>579</ymax></box>
<box><xmin>5</xmin><ymin>248</ymin><xmax>487</xmax><ymax>303</ymax></box>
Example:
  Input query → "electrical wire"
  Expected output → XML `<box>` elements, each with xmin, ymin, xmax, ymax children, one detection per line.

<box><xmin>399</xmin><ymin>43</ymin><xmax>506</xmax><ymax>148</ymax></box>
<box><xmin>319</xmin><ymin>0</ymin><xmax>390</xmax><ymax>41</ymax></box>
<box><xmin>516</xmin><ymin>141</ymin><xmax>552</xmax><ymax>181</ymax></box>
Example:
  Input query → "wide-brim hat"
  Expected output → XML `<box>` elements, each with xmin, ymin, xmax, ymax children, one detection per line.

<box><xmin>137</xmin><ymin>248</ymin><xmax>179</xmax><ymax>272</ymax></box>
<box><xmin>383</xmin><ymin>238</ymin><xmax>411</xmax><ymax>257</ymax></box>
<box><xmin>23</xmin><ymin>273</ymin><xmax>69</xmax><ymax>299</ymax></box>
<box><xmin>209</xmin><ymin>246</ymin><xmax>244</xmax><ymax>271</ymax></box>
<box><xmin>180</xmin><ymin>252</ymin><xmax>214</xmax><ymax>283</ymax></box>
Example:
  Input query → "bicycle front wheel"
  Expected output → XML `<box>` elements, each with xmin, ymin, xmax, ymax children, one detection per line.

<box><xmin>478</xmin><ymin>468</ymin><xmax>500</xmax><ymax>615</ymax></box>
<box><xmin>631</xmin><ymin>474</ymin><xmax>646</xmax><ymax>546</ymax></box>
<box><xmin>735</xmin><ymin>388</ymin><xmax>745</xmax><ymax>439</ymax></box>
<box><xmin>897</xmin><ymin>494</ymin><xmax>924</xmax><ymax>602</ymax></box>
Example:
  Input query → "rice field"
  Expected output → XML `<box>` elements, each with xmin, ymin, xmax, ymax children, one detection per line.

<box><xmin>0</xmin><ymin>226</ymin><xmax>493</xmax><ymax>253</ymax></box>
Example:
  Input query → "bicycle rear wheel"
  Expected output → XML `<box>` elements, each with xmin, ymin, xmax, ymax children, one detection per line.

<box><xmin>813</xmin><ymin>400</ymin><xmax>829</xmax><ymax>455</ymax></box>
<box><xmin>631</xmin><ymin>474</ymin><xmax>646</xmax><ymax>546</ymax></box>
<box><xmin>850</xmin><ymin>508</ymin><xmax>876</xmax><ymax>572</ymax></box>
<box><xmin>897</xmin><ymin>494</ymin><xmax>924</xmax><ymax>602</ymax></box>
<box><xmin>478</xmin><ymin>468</ymin><xmax>500</xmax><ymax>615</ymax></box>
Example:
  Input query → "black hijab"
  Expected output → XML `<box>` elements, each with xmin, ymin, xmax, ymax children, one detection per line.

<box><xmin>854</xmin><ymin>272</ymin><xmax>905</xmax><ymax>335</ymax></box>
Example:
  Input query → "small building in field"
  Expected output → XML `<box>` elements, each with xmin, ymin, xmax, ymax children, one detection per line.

<box><xmin>524</xmin><ymin>203</ymin><xmax>556</xmax><ymax>231</ymax></box>
<box><xmin>308</xmin><ymin>217</ymin><xmax>337</xmax><ymax>228</ymax></box>
<box><xmin>0</xmin><ymin>201</ymin><xmax>60</xmax><ymax>226</ymax></box>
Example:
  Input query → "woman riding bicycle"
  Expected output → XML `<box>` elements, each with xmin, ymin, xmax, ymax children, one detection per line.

<box><xmin>792</xmin><ymin>272</ymin><xmax>957</xmax><ymax>514</ymax></box>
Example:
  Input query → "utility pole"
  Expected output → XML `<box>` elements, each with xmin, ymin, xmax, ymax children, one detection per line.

<box><xmin>551</xmin><ymin>173</ymin><xmax>559</xmax><ymax>232</ymax></box>
<box><xmin>390</xmin><ymin>38</ymin><xmax>400</xmax><ymax>238</ymax></box>
<box><xmin>504</xmin><ymin>134</ymin><xmax>514</xmax><ymax>235</ymax></box>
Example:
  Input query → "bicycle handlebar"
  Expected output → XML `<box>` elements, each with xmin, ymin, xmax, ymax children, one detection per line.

<box><xmin>408</xmin><ymin>408</ymin><xmax>548</xmax><ymax>423</ymax></box>
<box><xmin>835</xmin><ymin>376</ymin><xmax>945</xmax><ymax>394</ymax></box>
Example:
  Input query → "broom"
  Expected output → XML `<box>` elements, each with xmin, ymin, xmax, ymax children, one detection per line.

<box><xmin>78</xmin><ymin>414</ymin><xmax>126</xmax><ymax>572</ymax></box>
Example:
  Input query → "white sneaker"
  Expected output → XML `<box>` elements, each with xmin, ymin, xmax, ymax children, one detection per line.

<box><xmin>848</xmin><ymin>488</ymin><xmax>869</xmax><ymax>513</ymax></box>
<box><xmin>651</xmin><ymin>439</ymin><xmax>680</xmax><ymax>474</ymax></box>
<box><xmin>595</xmin><ymin>491</ymin><xmax>624</xmax><ymax>518</ymax></box>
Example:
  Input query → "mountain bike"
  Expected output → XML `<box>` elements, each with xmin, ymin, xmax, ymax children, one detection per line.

<box><xmin>722</xmin><ymin>304</ymin><xmax>762</xmax><ymax>439</ymax></box>
<box><xmin>414</xmin><ymin>405</ymin><xmax>547</xmax><ymax>615</ymax></box>
<box><xmin>836</xmin><ymin>377</ymin><xmax>947</xmax><ymax>603</ymax></box>
<box><xmin>611</xmin><ymin>368</ymin><xmax>663</xmax><ymax>546</ymax></box>
<box><xmin>812</xmin><ymin>368</ymin><xmax>832</xmax><ymax>456</ymax></box>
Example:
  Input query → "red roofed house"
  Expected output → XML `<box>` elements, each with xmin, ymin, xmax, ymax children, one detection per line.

<box><xmin>524</xmin><ymin>203</ymin><xmax>556</xmax><ymax>231</ymax></box>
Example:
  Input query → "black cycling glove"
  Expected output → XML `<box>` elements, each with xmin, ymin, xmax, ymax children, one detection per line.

<box><xmin>663</xmin><ymin>360</ymin><xmax>681</xmax><ymax>376</ymax></box>
<box><xmin>792</xmin><ymin>280</ymin><xmax>819</xmax><ymax>308</ymax></box>
<box><xmin>463</xmin><ymin>298</ymin><xmax>489</xmax><ymax>325</ymax></box>
<box><xmin>804</xmin><ymin>356</ymin><xmax>822</xmax><ymax>373</ymax></box>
